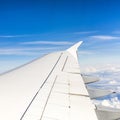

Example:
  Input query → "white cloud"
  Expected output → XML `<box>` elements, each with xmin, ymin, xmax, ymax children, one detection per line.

<box><xmin>0</xmin><ymin>51</ymin><xmax>42</xmax><ymax>56</ymax></box>
<box><xmin>81</xmin><ymin>64</ymin><xmax>120</xmax><ymax>76</ymax></box>
<box><xmin>93</xmin><ymin>97</ymin><xmax>120</xmax><ymax>109</ymax></box>
<box><xmin>109</xmin><ymin>80</ymin><xmax>117</xmax><ymax>85</ymax></box>
<box><xmin>81</xmin><ymin>64</ymin><xmax>120</xmax><ymax>109</ymax></box>
<box><xmin>0</xmin><ymin>34</ymin><xmax>36</xmax><ymax>38</ymax></box>
<box><xmin>21</xmin><ymin>41</ymin><xmax>73</xmax><ymax>45</ymax></box>
<box><xmin>81</xmin><ymin>64</ymin><xmax>120</xmax><ymax>92</ymax></box>
<box><xmin>0</xmin><ymin>47</ymin><xmax>58</xmax><ymax>51</ymax></box>
<box><xmin>0</xmin><ymin>47</ymin><xmax>59</xmax><ymax>56</ymax></box>
<box><xmin>74</xmin><ymin>31</ymin><xmax>97</xmax><ymax>34</ymax></box>
<box><xmin>78</xmin><ymin>50</ymin><xmax>94</xmax><ymax>55</ymax></box>
<box><xmin>90</xmin><ymin>35</ymin><xmax>120</xmax><ymax>40</ymax></box>
<box><xmin>0</xmin><ymin>40</ymin><xmax>73</xmax><ymax>56</ymax></box>
<box><xmin>0</xmin><ymin>35</ymin><xmax>27</xmax><ymax>38</ymax></box>
<box><xmin>0</xmin><ymin>35</ymin><xmax>16</xmax><ymax>38</ymax></box>
<box><xmin>81</xmin><ymin>66</ymin><xmax>98</xmax><ymax>73</ymax></box>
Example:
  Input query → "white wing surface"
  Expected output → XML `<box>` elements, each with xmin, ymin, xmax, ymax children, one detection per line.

<box><xmin>0</xmin><ymin>41</ymin><xmax>98</xmax><ymax>120</ymax></box>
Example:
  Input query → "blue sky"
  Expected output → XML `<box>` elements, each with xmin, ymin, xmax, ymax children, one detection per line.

<box><xmin>1</xmin><ymin>0</ymin><xmax>120</xmax><ymax>108</ymax></box>
<box><xmin>0</xmin><ymin>0</ymin><xmax>120</xmax><ymax>73</ymax></box>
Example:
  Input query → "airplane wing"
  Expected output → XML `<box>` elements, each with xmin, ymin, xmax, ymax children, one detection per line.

<box><xmin>0</xmin><ymin>41</ymin><xmax>120</xmax><ymax>120</ymax></box>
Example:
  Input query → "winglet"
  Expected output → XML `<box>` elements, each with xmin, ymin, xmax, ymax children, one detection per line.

<box><xmin>67</xmin><ymin>41</ymin><xmax>83</xmax><ymax>60</ymax></box>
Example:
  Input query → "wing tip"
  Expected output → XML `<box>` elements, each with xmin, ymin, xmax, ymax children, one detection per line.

<box><xmin>66</xmin><ymin>41</ymin><xmax>83</xmax><ymax>60</ymax></box>
<box><xmin>67</xmin><ymin>41</ymin><xmax>83</xmax><ymax>52</ymax></box>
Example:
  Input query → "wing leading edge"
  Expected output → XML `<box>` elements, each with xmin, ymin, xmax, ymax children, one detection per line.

<box><xmin>0</xmin><ymin>41</ymin><xmax>102</xmax><ymax>120</ymax></box>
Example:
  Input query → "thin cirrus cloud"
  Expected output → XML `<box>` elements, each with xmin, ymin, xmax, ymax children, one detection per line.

<box><xmin>0</xmin><ymin>40</ymin><xmax>73</xmax><ymax>56</ymax></box>
<box><xmin>0</xmin><ymin>34</ymin><xmax>36</xmax><ymax>38</ymax></box>
<box><xmin>0</xmin><ymin>35</ymin><xmax>28</xmax><ymax>38</ymax></box>
<box><xmin>0</xmin><ymin>47</ymin><xmax>60</xmax><ymax>56</ymax></box>
<box><xmin>90</xmin><ymin>35</ymin><xmax>120</xmax><ymax>40</ymax></box>
<box><xmin>0</xmin><ymin>35</ymin><xmax>17</xmax><ymax>38</ymax></box>
<box><xmin>21</xmin><ymin>41</ymin><xmax>73</xmax><ymax>45</ymax></box>
<box><xmin>112</xmin><ymin>31</ymin><xmax>120</xmax><ymax>34</ymax></box>
<box><xmin>78</xmin><ymin>50</ymin><xmax>94</xmax><ymax>55</ymax></box>
<box><xmin>73</xmin><ymin>31</ymin><xmax>97</xmax><ymax>34</ymax></box>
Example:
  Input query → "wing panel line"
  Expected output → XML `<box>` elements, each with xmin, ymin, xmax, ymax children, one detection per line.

<box><xmin>61</xmin><ymin>56</ymin><xmax>68</xmax><ymax>71</ymax></box>
<box><xmin>40</xmin><ymin>76</ymin><xmax>58</xmax><ymax>120</ymax></box>
<box><xmin>20</xmin><ymin>53</ymin><xmax>63</xmax><ymax>120</ymax></box>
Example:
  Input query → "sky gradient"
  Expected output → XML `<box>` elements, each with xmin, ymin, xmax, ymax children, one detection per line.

<box><xmin>0</xmin><ymin>0</ymin><xmax>120</xmax><ymax>73</ymax></box>
<box><xmin>1</xmin><ymin>0</ymin><xmax>120</xmax><ymax>109</ymax></box>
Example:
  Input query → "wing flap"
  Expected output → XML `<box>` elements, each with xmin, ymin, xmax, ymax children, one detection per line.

<box><xmin>96</xmin><ymin>105</ymin><xmax>120</xmax><ymax>120</ymax></box>
<box><xmin>87</xmin><ymin>87</ymin><xmax>114</xmax><ymax>99</ymax></box>
<box><xmin>81</xmin><ymin>74</ymin><xmax>100</xmax><ymax>84</ymax></box>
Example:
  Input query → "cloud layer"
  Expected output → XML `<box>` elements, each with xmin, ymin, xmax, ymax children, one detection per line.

<box><xmin>90</xmin><ymin>35</ymin><xmax>120</xmax><ymax>40</ymax></box>
<box><xmin>93</xmin><ymin>96</ymin><xmax>120</xmax><ymax>109</ymax></box>
<box><xmin>0</xmin><ymin>47</ymin><xmax>60</xmax><ymax>55</ymax></box>
<box><xmin>81</xmin><ymin>64</ymin><xmax>120</xmax><ymax>109</ymax></box>
<box><xmin>21</xmin><ymin>41</ymin><xmax>73</xmax><ymax>45</ymax></box>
